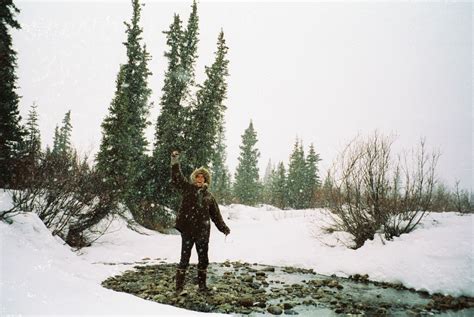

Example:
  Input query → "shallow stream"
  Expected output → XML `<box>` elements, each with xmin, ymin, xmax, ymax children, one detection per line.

<box><xmin>101</xmin><ymin>260</ymin><xmax>474</xmax><ymax>316</ymax></box>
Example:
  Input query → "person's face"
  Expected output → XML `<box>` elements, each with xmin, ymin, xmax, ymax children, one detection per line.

<box><xmin>194</xmin><ymin>173</ymin><xmax>205</xmax><ymax>187</ymax></box>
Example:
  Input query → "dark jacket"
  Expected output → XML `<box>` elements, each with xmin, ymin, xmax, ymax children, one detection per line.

<box><xmin>171</xmin><ymin>162</ymin><xmax>229</xmax><ymax>240</ymax></box>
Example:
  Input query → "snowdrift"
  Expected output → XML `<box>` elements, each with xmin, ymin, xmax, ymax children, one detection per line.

<box><xmin>1</xmin><ymin>192</ymin><xmax>473</xmax><ymax>315</ymax></box>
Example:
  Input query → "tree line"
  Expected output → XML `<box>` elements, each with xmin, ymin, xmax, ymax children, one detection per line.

<box><xmin>1</xmin><ymin>0</ymin><xmax>471</xmax><ymax>250</ymax></box>
<box><xmin>0</xmin><ymin>0</ymin><xmax>324</xmax><ymax>245</ymax></box>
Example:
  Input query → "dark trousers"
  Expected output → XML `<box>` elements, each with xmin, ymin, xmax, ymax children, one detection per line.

<box><xmin>178</xmin><ymin>233</ymin><xmax>209</xmax><ymax>270</ymax></box>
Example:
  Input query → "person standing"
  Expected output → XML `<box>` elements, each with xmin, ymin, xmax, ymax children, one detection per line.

<box><xmin>170</xmin><ymin>150</ymin><xmax>230</xmax><ymax>293</ymax></box>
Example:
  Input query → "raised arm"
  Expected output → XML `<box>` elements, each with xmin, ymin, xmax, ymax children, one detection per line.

<box><xmin>170</xmin><ymin>151</ymin><xmax>191</xmax><ymax>193</ymax></box>
<box><xmin>209</xmin><ymin>195</ymin><xmax>230</xmax><ymax>235</ymax></box>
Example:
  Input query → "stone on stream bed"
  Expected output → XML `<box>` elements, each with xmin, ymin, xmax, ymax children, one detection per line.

<box><xmin>101</xmin><ymin>261</ymin><xmax>474</xmax><ymax>316</ymax></box>
<box><xmin>267</xmin><ymin>305</ymin><xmax>283</xmax><ymax>315</ymax></box>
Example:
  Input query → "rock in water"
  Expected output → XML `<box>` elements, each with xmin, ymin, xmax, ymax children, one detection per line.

<box><xmin>242</xmin><ymin>275</ymin><xmax>253</xmax><ymax>283</ymax></box>
<box><xmin>268</xmin><ymin>305</ymin><xmax>283</xmax><ymax>315</ymax></box>
<box><xmin>239</xmin><ymin>296</ymin><xmax>254</xmax><ymax>307</ymax></box>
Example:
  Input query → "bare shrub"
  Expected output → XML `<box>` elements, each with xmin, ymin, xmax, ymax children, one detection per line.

<box><xmin>383</xmin><ymin>139</ymin><xmax>439</xmax><ymax>238</ymax></box>
<box><xmin>3</xmin><ymin>150</ymin><xmax>176</xmax><ymax>248</ymax></box>
<box><xmin>3</xmin><ymin>150</ymin><xmax>115</xmax><ymax>248</ymax></box>
<box><xmin>453</xmin><ymin>180</ymin><xmax>473</xmax><ymax>213</ymax></box>
<box><xmin>325</xmin><ymin>132</ymin><xmax>439</xmax><ymax>248</ymax></box>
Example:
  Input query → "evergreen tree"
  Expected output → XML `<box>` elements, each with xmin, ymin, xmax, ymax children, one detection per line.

<box><xmin>0</xmin><ymin>0</ymin><xmax>25</xmax><ymax>188</ymax></box>
<box><xmin>305</xmin><ymin>143</ymin><xmax>321</xmax><ymax>208</ymax></box>
<box><xmin>188</xmin><ymin>30</ymin><xmax>229</xmax><ymax>168</ymax></box>
<box><xmin>47</xmin><ymin>111</ymin><xmax>76</xmax><ymax>188</ymax></box>
<box><xmin>263</xmin><ymin>159</ymin><xmax>273</xmax><ymax>185</ymax></box>
<box><xmin>155</xmin><ymin>0</ymin><xmax>200</xmax><ymax>171</ymax></box>
<box><xmin>270</xmin><ymin>162</ymin><xmax>288</xmax><ymax>209</ymax></box>
<box><xmin>96</xmin><ymin>0</ymin><xmax>152</xmax><ymax>215</ymax></box>
<box><xmin>320</xmin><ymin>170</ymin><xmax>334</xmax><ymax>208</ymax></box>
<box><xmin>96</xmin><ymin>66</ymin><xmax>128</xmax><ymax>194</ymax></box>
<box><xmin>234</xmin><ymin>121</ymin><xmax>261</xmax><ymax>206</ymax></box>
<box><xmin>52</xmin><ymin>110</ymin><xmax>73</xmax><ymax>157</ymax></box>
<box><xmin>14</xmin><ymin>102</ymin><xmax>42</xmax><ymax>186</ymax></box>
<box><xmin>179</xmin><ymin>0</ymin><xmax>199</xmax><ymax>147</ymax></box>
<box><xmin>152</xmin><ymin>14</ymin><xmax>186</xmax><ymax>208</ymax></box>
<box><xmin>180</xmin><ymin>0</ymin><xmax>199</xmax><ymax>91</ymax></box>
<box><xmin>24</xmin><ymin>103</ymin><xmax>42</xmax><ymax>162</ymax></box>
<box><xmin>261</xmin><ymin>159</ymin><xmax>274</xmax><ymax>204</ymax></box>
<box><xmin>211</xmin><ymin>127</ymin><xmax>232</xmax><ymax>205</ymax></box>
<box><xmin>287</xmin><ymin>139</ymin><xmax>307</xmax><ymax>209</ymax></box>
<box><xmin>52</xmin><ymin>126</ymin><xmax>60</xmax><ymax>153</ymax></box>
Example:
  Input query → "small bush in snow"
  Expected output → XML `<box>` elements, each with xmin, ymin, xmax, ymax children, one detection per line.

<box><xmin>325</xmin><ymin>132</ymin><xmax>440</xmax><ymax>248</ymax></box>
<box><xmin>6</xmin><ymin>149</ymin><xmax>116</xmax><ymax>248</ymax></box>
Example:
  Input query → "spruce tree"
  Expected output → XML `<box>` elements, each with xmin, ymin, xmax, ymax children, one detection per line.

<box><xmin>52</xmin><ymin>110</ymin><xmax>73</xmax><ymax>158</ymax></box>
<box><xmin>96</xmin><ymin>66</ymin><xmax>128</xmax><ymax>194</ymax></box>
<box><xmin>122</xmin><ymin>0</ymin><xmax>152</xmax><ymax>189</ymax></box>
<box><xmin>189</xmin><ymin>30</ymin><xmax>229</xmax><ymax>169</ymax></box>
<box><xmin>180</xmin><ymin>0</ymin><xmax>199</xmax><ymax>91</ymax></box>
<box><xmin>153</xmin><ymin>2</ymin><xmax>204</xmax><ymax>208</ymax></box>
<box><xmin>152</xmin><ymin>14</ymin><xmax>186</xmax><ymax>208</ymax></box>
<box><xmin>179</xmin><ymin>0</ymin><xmax>199</xmax><ymax>147</ymax></box>
<box><xmin>96</xmin><ymin>0</ymin><xmax>152</xmax><ymax>215</ymax></box>
<box><xmin>24</xmin><ymin>103</ymin><xmax>42</xmax><ymax>163</ymax></box>
<box><xmin>263</xmin><ymin>159</ymin><xmax>273</xmax><ymax>185</ymax></box>
<box><xmin>211</xmin><ymin>127</ymin><xmax>232</xmax><ymax>205</ymax></box>
<box><xmin>16</xmin><ymin>102</ymin><xmax>42</xmax><ymax>185</ymax></box>
<box><xmin>320</xmin><ymin>170</ymin><xmax>334</xmax><ymax>208</ymax></box>
<box><xmin>51</xmin><ymin>126</ymin><xmax>57</xmax><ymax>149</ymax></box>
<box><xmin>270</xmin><ymin>162</ymin><xmax>288</xmax><ymax>209</ymax></box>
<box><xmin>0</xmin><ymin>0</ymin><xmax>25</xmax><ymax>188</ymax></box>
<box><xmin>287</xmin><ymin>139</ymin><xmax>307</xmax><ymax>209</ymax></box>
<box><xmin>262</xmin><ymin>159</ymin><xmax>274</xmax><ymax>204</ymax></box>
<box><xmin>305</xmin><ymin>143</ymin><xmax>321</xmax><ymax>207</ymax></box>
<box><xmin>234</xmin><ymin>121</ymin><xmax>261</xmax><ymax>206</ymax></box>
<box><xmin>48</xmin><ymin>111</ymin><xmax>76</xmax><ymax>186</ymax></box>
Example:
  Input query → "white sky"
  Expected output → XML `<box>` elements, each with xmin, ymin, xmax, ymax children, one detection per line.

<box><xmin>13</xmin><ymin>0</ymin><xmax>472</xmax><ymax>189</ymax></box>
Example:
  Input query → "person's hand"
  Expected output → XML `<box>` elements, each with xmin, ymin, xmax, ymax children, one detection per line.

<box><xmin>171</xmin><ymin>150</ymin><xmax>180</xmax><ymax>165</ymax></box>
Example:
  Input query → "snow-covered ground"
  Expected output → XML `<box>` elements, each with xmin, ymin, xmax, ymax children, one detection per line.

<box><xmin>1</xmin><ymin>191</ymin><xmax>473</xmax><ymax>315</ymax></box>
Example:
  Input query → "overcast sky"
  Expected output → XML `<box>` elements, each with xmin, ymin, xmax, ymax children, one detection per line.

<box><xmin>13</xmin><ymin>0</ymin><xmax>472</xmax><ymax>189</ymax></box>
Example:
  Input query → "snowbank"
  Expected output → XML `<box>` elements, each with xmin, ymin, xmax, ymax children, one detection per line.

<box><xmin>1</xmin><ymin>192</ymin><xmax>473</xmax><ymax>315</ymax></box>
<box><xmin>0</xmin><ymin>208</ymin><xmax>224</xmax><ymax>315</ymax></box>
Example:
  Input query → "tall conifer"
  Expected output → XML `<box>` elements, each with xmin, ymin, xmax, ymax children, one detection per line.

<box><xmin>153</xmin><ymin>1</ymin><xmax>206</xmax><ymax>208</ymax></box>
<box><xmin>189</xmin><ymin>30</ymin><xmax>229</xmax><ymax>168</ymax></box>
<box><xmin>96</xmin><ymin>0</ymin><xmax>152</xmax><ymax>212</ymax></box>
<box><xmin>305</xmin><ymin>143</ymin><xmax>321</xmax><ymax>207</ymax></box>
<box><xmin>271</xmin><ymin>162</ymin><xmax>288</xmax><ymax>209</ymax></box>
<box><xmin>24</xmin><ymin>103</ymin><xmax>42</xmax><ymax>162</ymax></box>
<box><xmin>152</xmin><ymin>14</ymin><xmax>186</xmax><ymax>208</ymax></box>
<box><xmin>179</xmin><ymin>0</ymin><xmax>199</xmax><ymax>147</ymax></box>
<box><xmin>287</xmin><ymin>139</ymin><xmax>307</xmax><ymax>209</ymax></box>
<box><xmin>211</xmin><ymin>127</ymin><xmax>232</xmax><ymax>205</ymax></box>
<box><xmin>53</xmin><ymin>110</ymin><xmax>72</xmax><ymax>156</ymax></box>
<box><xmin>0</xmin><ymin>0</ymin><xmax>24</xmax><ymax>188</ymax></box>
<box><xmin>180</xmin><ymin>0</ymin><xmax>199</xmax><ymax>90</ymax></box>
<box><xmin>234</xmin><ymin>121</ymin><xmax>261</xmax><ymax>206</ymax></box>
<box><xmin>96</xmin><ymin>66</ymin><xmax>128</xmax><ymax>194</ymax></box>
<box><xmin>17</xmin><ymin>102</ymin><xmax>42</xmax><ymax>185</ymax></box>
<box><xmin>262</xmin><ymin>159</ymin><xmax>274</xmax><ymax>204</ymax></box>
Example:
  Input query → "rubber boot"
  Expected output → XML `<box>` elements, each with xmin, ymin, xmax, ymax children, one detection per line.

<box><xmin>197</xmin><ymin>269</ymin><xmax>209</xmax><ymax>293</ymax></box>
<box><xmin>175</xmin><ymin>268</ymin><xmax>186</xmax><ymax>294</ymax></box>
